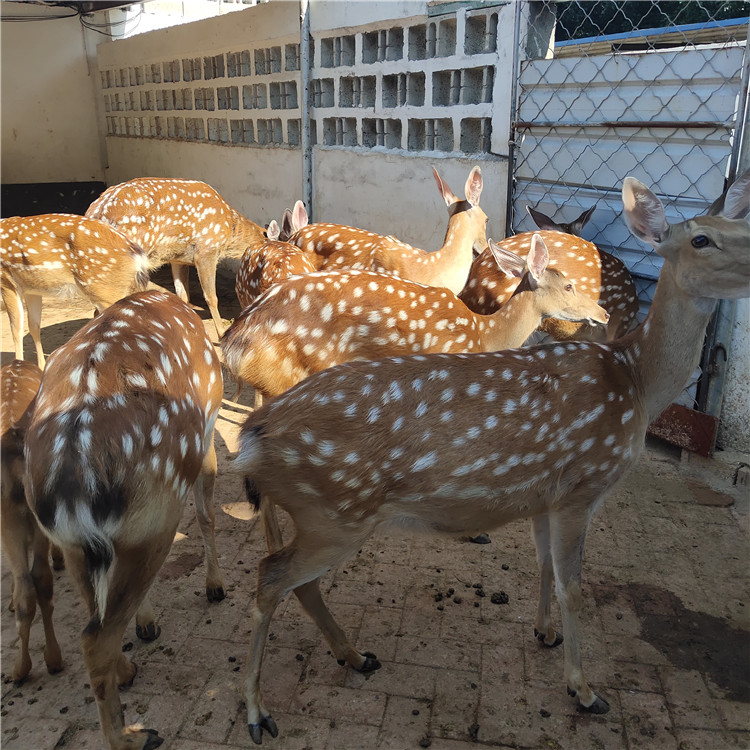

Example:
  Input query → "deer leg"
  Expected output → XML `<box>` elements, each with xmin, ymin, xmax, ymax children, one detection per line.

<box><xmin>531</xmin><ymin>515</ymin><xmax>563</xmax><ymax>648</ymax></box>
<box><xmin>2</xmin><ymin>508</ymin><xmax>35</xmax><ymax>683</ymax></box>
<box><xmin>134</xmin><ymin>594</ymin><xmax>160</xmax><ymax>642</ymax></box>
<box><xmin>244</xmin><ymin>536</ymin><xmax>362</xmax><ymax>745</ymax></box>
<box><xmin>65</xmin><ymin>547</ymin><xmax>138</xmax><ymax>687</ymax></box>
<box><xmin>30</xmin><ymin>527</ymin><xmax>63</xmax><ymax>675</ymax></box>
<box><xmin>25</xmin><ymin>294</ymin><xmax>45</xmax><ymax>369</ymax></box>
<box><xmin>1</xmin><ymin>281</ymin><xmax>27</xmax><ymax>363</ymax></box>
<box><xmin>193</xmin><ymin>256</ymin><xmax>224</xmax><ymax>338</ymax></box>
<box><xmin>79</xmin><ymin>536</ymin><xmax>175</xmax><ymax>750</ymax></box>
<box><xmin>549</xmin><ymin>506</ymin><xmax>609</xmax><ymax>714</ymax></box>
<box><xmin>193</xmin><ymin>440</ymin><xmax>225</xmax><ymax>602</ymax></box>
<box><xmin>170</xmin><ymin>263</ymin><xmax>191</xmax><ymax>305</ymax></box>
<box><xmin>293</xmin><ymin>578</ymin><xmax>380</xmax><ymax>673</ymax></box>
<box><xmin>260</xmin><ymin>496</ymin><xmax>284</xmax><ymax>553</ymax></box>
<box><xmin>50</xmin><ymin>544</ymin><xmax>65</xmax><ymax>570</ymax></box>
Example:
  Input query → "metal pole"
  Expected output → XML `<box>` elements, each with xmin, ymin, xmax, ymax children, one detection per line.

<box><xmin>504</xmin><ymin>0</ymin><xmax>523</xmax><ymax>237</ymax></box>
<box><xmin>300</xmin><ymin>0</ymin><xmax>313</xmax><ymax>219</ymax></box>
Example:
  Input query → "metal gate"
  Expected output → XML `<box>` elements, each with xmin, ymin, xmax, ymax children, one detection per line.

<box><xmin>507</xmin><ymin>1</ymin><xmax>749</xmax><ymax>454</ymax></box>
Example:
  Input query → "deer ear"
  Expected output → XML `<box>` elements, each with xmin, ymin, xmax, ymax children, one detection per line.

<box><xmin>526</xmin><ymin>233</ymin><xmax>549</xmax><ymax>288</ymax></box>
<box><xmin>464</xmin><ymin>166</ymin><xmax>483</xmax><ymax>206</ymax></box>
<box><xmin>569</xmin><ymin>205</ymin><xmax>596</xmax><ymax>234</ymax></box>
<box><xmin>280</xmin><ymin>209</ymin><xmax>293</xmax><ymax>239</ymax></box>
<box><xmin>433</xmin><ymin>167</ymin><xmax>458</xmax><ymax>206</ymax></box>
<box><xmin>292</xmin><ymin>200</ymin><xmax>308</xmax><ymax>231</ymax></box>
<box><xmin>526</xmin><ymin>206</ymin><xmax>557</xmax><ymax>231</ymax></box>
<box><xmin>622</xmin><ymin>177</ymin><xmax>669</xmax><ymax>248</ymax></box>
<box><xmin>715</xmin><ymin>170</ymin><xmax>750</xmax><ymax>220</ymax></box>
<box><xmin>488</xmin><ymin>239</ymin><xmax>525</xmax><ymax>278</ymax></box>
<box><xmin>266</xmin><ymin>220</ymin><xmax>280</xmax><ymax>241</ymax></box>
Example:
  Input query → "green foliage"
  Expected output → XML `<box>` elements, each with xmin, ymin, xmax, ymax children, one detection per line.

<box><xmin>554</xmin><ymin>1</ymin><xmax>750</xmax><ymax>41</ymax></box>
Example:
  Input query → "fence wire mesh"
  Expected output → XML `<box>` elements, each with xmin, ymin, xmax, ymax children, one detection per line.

<box><xmin>508</xmin><ymin>0</ymin><xmax>749</xmax><ymax>419</ymax></box>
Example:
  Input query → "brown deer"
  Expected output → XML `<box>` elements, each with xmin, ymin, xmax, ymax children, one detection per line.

<box><xmin>221</xmin><ymin>234</ymin><xmax>609</xmax><ymax>403</ymax></box>
<box><xmin>235</xmin><ymin>212</ymin><xmax>316</xmax><ymax>310</ymax></box>
<box><xmin>1</xmin><ymin>359</ymin><xmax>63</xmax><ymax>684</ymax></box>
<box><xmin>0</xmin><ymin>214</ymin><xmax>149</xmax><ymax>368</ymax></box>
<box><xmin>86</xmin><ymin>178</ymin><xmax>266</xmax><ymax>336</ymax></box>
<box><xmin>24</xmin><ymin>289</ymin><xmax>225</xmax><ymax>750</ymax></box>
<box><xmin>460</xmin><ymin>205</ymin><xmax>638</xmax><ymax>342</ymax></box>
<box><xmin>231</xmin><ymin>170</ymin><xmax>750</xmax><ymax>744</ymax></box>
<box><xmin>288</xmin><ymin>167</ymin><xmax>488</xmax><ymax>295</ymax></box>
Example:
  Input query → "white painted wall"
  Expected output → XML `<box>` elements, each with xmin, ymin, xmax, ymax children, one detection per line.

<box><xmin>312</xmin><ymin>148</ymin><xmax>506</xmax><ymax>248</ymax></box>
<box><xmin>96</xmin><ymin>1</ymin><xmax>302</xmax><ymax>225</ymax></box>
<box><xmin>1</xmin><ymin>2</ymin><xmax>104</xmax><ymax>183</ymax></box>
<box><xmin>103</xmin><ymin>137</ymin><xmax>301</xmax><ymax>227</ymax></box>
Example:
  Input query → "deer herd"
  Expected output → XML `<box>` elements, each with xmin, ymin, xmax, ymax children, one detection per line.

<box><xmin>1</xmin><ymin>165</ymin><xmax>748</xmax><ymax>750</ymax></box>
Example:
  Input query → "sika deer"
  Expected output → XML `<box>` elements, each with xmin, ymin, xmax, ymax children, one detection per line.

<box><xmin>460</xmin><ymin>209</ymin><xmax>638</xmax><ymax>341</ymax></box>
<box><xmin>221</xmin><ymin>234</ymin><xmax>609</xmax><ymax>401</ymax></box>
<box><xmin>289</xmin><ymin>167</ymin><xmax>488</xmax><ymax>295</ymax></box>
<box><xmin>86</xmin><ymin>178</ymin><xmax>266</xmax><ymax>336</ymax></box>
<box><xmin>231</xmin><ymin>170</ymin><xmax>750</xmax><ymax>743</ymax></box>
<box><xmin>1</xmin><ymin>360</ymin><xmax>63</xmax><ymax>684</ymax></box>
<box><xmin>0</xmin><ymin>214</ymin><xmax>149</xmax><ymax>368</ymax></box>
<box><xmin>24</xmin><ymin>289</ymin><xmax>224</xmax><ymax>750</ymax></box>
<box><xmin>235</xmin><ymin>213</ymin><xmax>316</xmax><ymax>309</ymax></box>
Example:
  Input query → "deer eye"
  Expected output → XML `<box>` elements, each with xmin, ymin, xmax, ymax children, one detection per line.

<box><xmin>691</xmin><ymin>235</ymin><xmax>710</xmax><ymax>248</ymax></box>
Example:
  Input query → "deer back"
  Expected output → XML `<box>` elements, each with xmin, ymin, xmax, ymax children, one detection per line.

<box><xmin>460</xmin><ymin>230</ymin><xmax>637</xmax><ymax>341</ymax></box>
<box><xmin>235</xmin><ymin>343</ymin><xmax>643</xmax><ymax>532</ymax></box>
<box><xmin>1</xmin><ymin>360</ymin><xmax>42</xmax><ymax>471</ymax></box>
<box><xmin>86</xmin><ymin>178</ymin><xmax>265</xmax><ymax>266</ymax></box>
<box><xmin>235</xmin><ymin>234</ymin><xmax>317</xmax><ymax>309</ymax></box>
<box><xmin>220</xmin><ymin>236</ymin><xmax>608</xmax><ymax>401</ymax></box>
<box><xmin>25</xmin><ymin>290</ymin><xmax>224</xmax><ymax>551</ymax></box>
<box><xmin>0</xmin><ymin>214</ymin><xmax>149</xmax><ymax>307</ymax></box>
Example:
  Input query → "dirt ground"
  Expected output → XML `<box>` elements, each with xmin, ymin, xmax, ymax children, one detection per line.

<box><xmin>1</xmin><ymin>264</ymin><xmax>749</xmax><ymax>750</ymax></box>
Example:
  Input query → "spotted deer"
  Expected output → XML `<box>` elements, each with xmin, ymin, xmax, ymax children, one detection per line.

<box><xmin>231</xmin><ymin>171</ymin><xmax>750</xmax><ymax>743</ymax></box>
<box><xmin>460</xmin><ymin>206</ymin><xmax>638</xmax><ymax>341</ymax></box>
<box><xmin>86</xmin><ymin>178</ymin><xmax>266</xmax><ymax>336</ymax></box>
<box><xmin>221</xmin><ymin>234</ymin><xmax>609</xmax><ymax>403</ymax></box>
<box><xmin>288</xmin><ymin>167</ymin><xmax>488</xmax><ymax>295</ymax></box>
<box><xmin>1</xmin><ymin>360</ymin><xmax>63</xmax><ymax>684</ymax></box>
<box><xmin>24</xmin><ymin>289</ymin><xmax>224</xmax><ymax>750</ymax></box>
<box><xmin>235</xmin><ymin>212</ymin><xmax>316</xmax><ymax>309</ymax></box>
<box><xmin>0</xmin><ymin>214</ymin><xmax>150</xmax><ymax>368</ymax></box>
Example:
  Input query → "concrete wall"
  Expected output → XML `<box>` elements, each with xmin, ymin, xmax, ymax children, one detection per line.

<box><xmin>1</xmin><ymin>2</ymin><xmax>104</xmax><ymax>183</ymax></box>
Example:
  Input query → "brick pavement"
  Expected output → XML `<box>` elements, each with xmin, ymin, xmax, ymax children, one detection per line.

<box><xmin>1</xmin><ymin>281</ymin><xmax>749</xmax><ymax>750</ymax></box>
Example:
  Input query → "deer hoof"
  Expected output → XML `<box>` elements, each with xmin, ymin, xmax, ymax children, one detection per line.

<box><xmin>206</xmin><ymin>585</ymin><xmax>226</xmax><ymax>603</ymax></box>
<box><xmin>580</xmin><ymin>694</ymin><xmax>610</xmax><ymax>714</ymax></box>
<box><xmin>469</xmin><ymin>533</ymin><xmax>492</xmax><ymax>544</ymax></box>
<box><xmin>535</xmin><ymin>629</ymin><xmax>564</xmax><ymax>648</ymax></box>
<box><xmin>359</xmin><ymin>652</ymin><xmax>381</xmax><ymax>673</ymax></box>
<box><xmin>142</xmin><ymin>728</ymin><xmax>165</xmax><ymax>750</ymax></box>
<box><xmin>136</xmin><ymin>622</ymin><xmax>161</xmax><ymax>642</ymax></box>
<box><xmin>249</xmin><ymin>714</ymin><xmax>278</xmax><ymax>745</ymax></box>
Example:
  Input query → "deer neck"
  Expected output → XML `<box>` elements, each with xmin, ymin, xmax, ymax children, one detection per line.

<box><xmin>622</xmin><ymin>261</ymin><xmax>717</xmax><ymax>422</ymax></box>
<box><xmin>230</xmin><ymin>213</ymin><xmax>265</xmax><ymax>257</ymax></box>
<box><xmin>427</xmin><ymin>203</ymin><xmax>479</xmax><ymax>294</ymax></box>
<box><xmin>476</xmin><ymin>287</ymin><xmax>541</xmax><ymax>351</ymax></box>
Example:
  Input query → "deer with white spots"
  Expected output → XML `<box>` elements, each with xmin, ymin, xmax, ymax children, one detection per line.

<box><xmin>288</xmin><ymin>166</ymin><xmax>488</xmax><ymax>295</ymax></box>
<box><xmin>230</xmin><ymin>171</ymin><xmax>750</xmax><ymax>743</ymax></box>
<box><xmin>221</xmin><ymin>234</ymin><xmax>609</xmax><ymax>404</ymax></box>
<box><xmin>1</xmin><ymin>360</ymin><xmax>64</xmax><ymax>684</ymax></box>
<box><xmin>460</xmin><ymin>205</ymin><xmax>638</xmax><ymax>342</ymax></box>
<box><xmin>86</xmin><ymin>178</ymin><xmax>266</xmax><ymax>336</ymax></box>
<box><xmin>23</xmin><ymin>289</ymin><xmax>224</xmax><ymax>750</ymax></box>
<box><xmin>235</xmin><ymin>208</ymin><xmax>317</xmax><ymax>310</ymax></box>
<box><xmin>0</xmin><ymin>214</ymin><xmax>150</xmax><ymax>368</ymax></box>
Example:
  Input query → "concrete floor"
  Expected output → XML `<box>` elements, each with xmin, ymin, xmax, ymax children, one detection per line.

<box><xmin>1</xmin><ymin>272</ymin><xmax>749</xmax><ymax>750</ymax></box>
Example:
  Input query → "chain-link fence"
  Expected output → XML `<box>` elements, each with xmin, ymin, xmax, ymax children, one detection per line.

<box><xmin>506</xmin><ymin>0</ymin><xmax>748</xmax><ymax>450</ymax></box>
